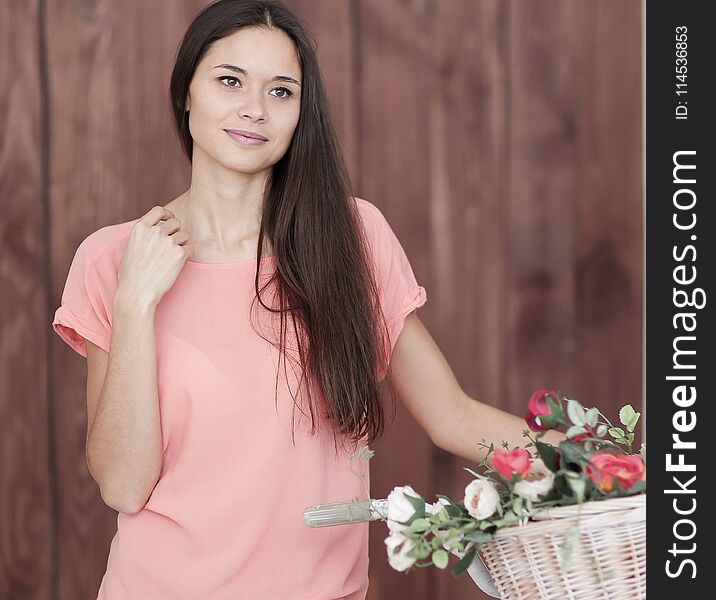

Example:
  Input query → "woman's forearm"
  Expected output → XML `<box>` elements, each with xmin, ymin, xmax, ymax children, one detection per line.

<box><xmin>86</xmin><ymin>290</ymin><xmax>163</xmax><ymax>514</ymax></box>
<box><xmin>437</xmin><ymin>395</ymin><xmax>566</xmax><ymax>467</ymax></box>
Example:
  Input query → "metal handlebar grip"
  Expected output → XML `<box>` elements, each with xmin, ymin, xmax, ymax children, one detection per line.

<box><xmin>303</xmin><ymin>498</ymin><xmax>389</xmax><ymax>527</ymax></box>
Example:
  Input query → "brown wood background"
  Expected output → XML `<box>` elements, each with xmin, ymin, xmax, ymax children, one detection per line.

<box><xmin>1</xmin><ymin>0</ymin><xmax>642</xmax><ymax>598</ymax></box>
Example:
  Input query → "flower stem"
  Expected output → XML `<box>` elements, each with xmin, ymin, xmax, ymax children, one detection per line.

<box><xmin>580</xmin><ymin>437</ymin><xmax>629</xmax><ymax>454</ymax></box>
<box><xmin>347</xmin><ymin>450</ymin><xmax>372</xmax><ymax>502</ymax></box>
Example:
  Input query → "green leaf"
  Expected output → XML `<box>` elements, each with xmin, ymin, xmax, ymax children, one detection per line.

<box><xmin>507</xmin><ymin>472</ymin><xmax>522</xmax><ymax>486</ymax></box>
<box><xmin>545</xmin><ymin>395</ymin><xmax>563</xmax><ymax>419</ymax></box>
<box><xmin>626</xmin><ymin>479</ymin><xmax>647</xmax><ymax>494</ymax></box>
<box><xmin>596</xmin><ymin>424</ymin><xmax>608</xmax><ymax>437</ymax></box>
<box><xmin>463</xmin><ymin>531</ymin><xmax>493</xmax><ymax>543</ymax></box>
<box><xmin>444</xmin><ymin>504</ymin><xmax>463</xmax><ymax>518</ymax></box>
<box><xmin>512</xmin><ymin>496</ymin><xmax>524</xmax><ymax>516</ymax></box>
<box><xmin>492</xmin><ymin>512</ymin><xmax>520</xmax><ymax>527</ymax></box>
<box><xmin>559</xmin><ymin>526</ymin><xmax>580</xmax><ymax>572</ymax></box>
<box><xmin>404</xmin><ymin>493</ymin><xmax>426</xmax><ymax>519</ymax></box>
<box><xmin>414</xmin><ymin>543</ymin><xmax>432</xmax><ymax>559</ymax></box>
<box><xmin>536</xmin><ymin>441</ymin><xmax>559</xmax><ymax>472</ymax></box>
<box><xmin>567</xmin><ymin>400</ymin><xmax>586</xmax><ymax>426</ymax></box>
<box><xmin>565</xmin><ymin>472</ymin><xmax>587</xmax><ymax>503</ymax></box>
<box><xmin>409</xmin><ymin>518</ymin><xmax>432</xmax><ymax>533</ymax></box>
<box><xmin>608</xmin><ymin>427</ymin><xmax>627</xmax><ymax>443</ymax></box>
<box><xmin>451</xmin><ymin>546</ymin><xmax>478</xmax><ymax>577</ymax></box>
<box><xmin>619</xmin><ymin>405</ymin><xmax>640</xmax><ymax>432</ymax></box>
<box><xmin>432</xmin><ymin>549</ymin><xmax>449</xmax><ymax>569</ymax></box>
<box><xmin>627</xmin><ymin>413</ymin><xmax>641</xmax><ymax>433</ymax></box>
<box><xmin>358</xmin><ymin>446</ymin><xmax>375</xmax><ymax>462</ymax></box>
<box><xmin>554</xmin><ymin>474</ymin><xmax>573</xmax><ymax>497</ymax></box>
<box><xmin>536</xmin><ymin>414</ymin><xmax>560</xmax><ymax>428</ymax></box>
<box><xmin>558</xmin><ymin>441</ymin><xmax>593</xmax><ymax>469</ymax></box>
<box><xmin>585</xmin><ymin>408</ymin><xmax>599</xmax><ymax>428</ymax></box>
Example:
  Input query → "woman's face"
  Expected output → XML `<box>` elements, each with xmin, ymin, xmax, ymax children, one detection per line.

<box><xmin>185</xmin><ymin>27</ymin><xmax>302</xmax><ymax>174</ymax></box>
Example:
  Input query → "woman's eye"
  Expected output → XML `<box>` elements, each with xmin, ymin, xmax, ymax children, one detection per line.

<box><xmin>218</xmin><ymin>76</ymin><xmax>241</xmax><ymax>88</ymax></box>
<box><xmin>270</xmin><ymin>87</ymin><xmax>294</xmax><ymax>99</ymax></box>
<box><xmin>218</xmin><ymin>77</ymin><xmax>293</xmax><ymax>99</ymax></box>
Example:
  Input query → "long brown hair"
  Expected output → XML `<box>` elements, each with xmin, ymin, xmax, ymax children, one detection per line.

<box><xmin>169</xmin><ymin>0</ymin><xmax>397</xmax><ymax>457</ymax></box>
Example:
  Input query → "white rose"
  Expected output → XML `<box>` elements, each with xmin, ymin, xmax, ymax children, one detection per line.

<box><xmin>385</xmin><ymin>531</ymin><xmax>417</xmax><ymax>572</ymax></box>
<box><xmin>386</xmin><ymin>485</ymin><xmax>422</xmax><ymax>533</ymax></box>
<box><xmin>426</xmin><ymin>497</ymin><xmax>451</xmax><ymax>516</ymax></box>
<box><xmin>513</xmin><ymin>458</ymin><xmax>555</xmax><ymax>502</ymax></box>
<box><xmin>463</xmin><ymin>478</ymin><xmax>500</xmax><ymax>520</ymax></box>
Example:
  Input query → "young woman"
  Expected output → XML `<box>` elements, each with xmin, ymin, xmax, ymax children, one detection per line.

<box><xmin>52</xmin><ymin>1</ymin><xmax>563</xmax><ymax>598</ymax></box>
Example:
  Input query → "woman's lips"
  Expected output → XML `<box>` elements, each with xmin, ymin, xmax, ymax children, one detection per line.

<box><xmin>224</xmin><ymin>129</ymin><xmax>268</xmax><ymax>146</ymax></box>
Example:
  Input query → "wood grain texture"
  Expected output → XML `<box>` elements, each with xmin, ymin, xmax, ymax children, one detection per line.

<box><xmin>356</xmin><ymin>0</ymin><xmax>435</xmax><ymax>597</ymax></box>
<box><xmin>429</xmin><ymin>0</ymin><xmax>509</xmax><ymax>597</ymax></box>
<box><xmin>1</xmin><ymin>4</ymin><xmax>52</xmax><ymax>600</ymax></box>
<box><xmin>2</xmin><ymin>0</ymin><xmax>642</xmax><ymax>598</ymax></box>
<box><xmin>573</xmin><ymin>1</ymin><xmax>644</xmax><ymax>452</ymax></box>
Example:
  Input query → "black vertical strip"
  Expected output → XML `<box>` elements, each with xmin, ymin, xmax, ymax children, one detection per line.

<box><xmin>646</xmin><ymin>1</ymin><xmax>714</xmax><ymax>595</ymax></box>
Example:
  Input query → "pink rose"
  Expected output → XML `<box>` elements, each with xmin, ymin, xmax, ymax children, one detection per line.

<box><xmin>584</xmin><ymin>452</ymin><xmax>646</xmax><ymax>493</ymax></box>
<box><xmin>492</xmin><ymin>448</ymin><xmax>531</xmax><ymax>480</ymax></box>
<box><xmin>524</xmin><ymin>389</ymin><xmax>558</xmax><ymax>432</ymax></box>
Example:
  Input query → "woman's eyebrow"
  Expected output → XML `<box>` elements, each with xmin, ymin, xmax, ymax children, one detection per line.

<box><xmin>212</xmin><ymin>63</ymin><xmax>301</xmax><ymax>86</ymax></box>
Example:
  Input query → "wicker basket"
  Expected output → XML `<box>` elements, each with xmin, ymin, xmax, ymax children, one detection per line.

<box><xmin>469</xmin><ymin>494</ymin><xmax>646</xmax><ymax>600</ymax></box>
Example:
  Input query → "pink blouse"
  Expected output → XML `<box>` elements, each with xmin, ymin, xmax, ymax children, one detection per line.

<box><xmin>52</xmin><ymin>196</ymin><xmax>427</xmax><ymax>600</ymax></box>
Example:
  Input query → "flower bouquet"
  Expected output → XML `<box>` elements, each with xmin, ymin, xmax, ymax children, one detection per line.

<box><xmin>374</xmin><ymin>389</ymin><xmax>646</xmax><ymax>599</ymax></box>
<box><xmin>303</xmin><ymin>390</ymin><xmax>646</xmax><ymax>598</ymax></box>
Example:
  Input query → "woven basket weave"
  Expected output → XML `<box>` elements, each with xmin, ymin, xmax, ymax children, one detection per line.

<box><xmin>474</xmin><ymin>494</ymin><xmax>646</xmax><ymax>600</ymax></box>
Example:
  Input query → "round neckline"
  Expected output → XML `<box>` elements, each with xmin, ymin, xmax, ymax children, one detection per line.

<box><xmin>184</xmin><ymin>254</ymin><xmax>277</xmax><ymax>270</ymax></box>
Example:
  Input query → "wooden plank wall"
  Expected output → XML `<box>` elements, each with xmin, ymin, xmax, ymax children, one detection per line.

<box><xmin>1</xmin><ymin>1</ymin><xmax>642</xmax><ymax>598</ymax></box>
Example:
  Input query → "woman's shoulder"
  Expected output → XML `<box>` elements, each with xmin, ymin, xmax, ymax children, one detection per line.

<box><xmin>353</xmin><ymin>195</ymin><xmax>379</xmax><ymax>218</ymax></box>
<box><xmin>352</xmin><ymin>195</ymin><xmax>390</xmax><ymax>235</ymax></box>
<box><xmin>75</xmin><ymin>217</ymin><xmax>140</xmax><ymax>271</ymax></box>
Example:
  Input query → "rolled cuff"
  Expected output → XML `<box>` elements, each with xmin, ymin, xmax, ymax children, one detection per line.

<box><xmin>386</xmin><ymin>285</ymin><xmax>427</xmax><ymax>354</ymax></box>
<box><xmin>52</xmin><ymin>305</ymin><xmax>111</xmax><ymax>357</ymax></box>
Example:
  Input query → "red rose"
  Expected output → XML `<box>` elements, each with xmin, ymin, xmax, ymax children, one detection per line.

<box><xmin>524</xmin><ymin>389</ymin><xmax>558</xmax><ymax>432</ymax></box>
<box><xmin>584</xmin><ymin>452</ymin><xmax>646</xmax><ymax>493</ymax></box>
<box><xmin>492</xmin><ymin>448</ymin><xmax>531</xmax><ymax>480</ymax></box>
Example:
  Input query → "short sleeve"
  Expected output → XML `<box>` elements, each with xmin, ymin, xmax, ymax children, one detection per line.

<box><xmin>360</xmin><ymin>200</ymin><xmax>428</xmax><ymax>358</ymax></box>
<box><xmin>52</xmin><ymin>237</ymin><xmax>115</xmax><ymax>358</ymax></box>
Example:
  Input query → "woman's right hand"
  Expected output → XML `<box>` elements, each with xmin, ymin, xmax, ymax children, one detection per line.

<box><xmin>117</xmin><ymin>205</ymin><xmax>194</xmax><ymax>310</ymax></box>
